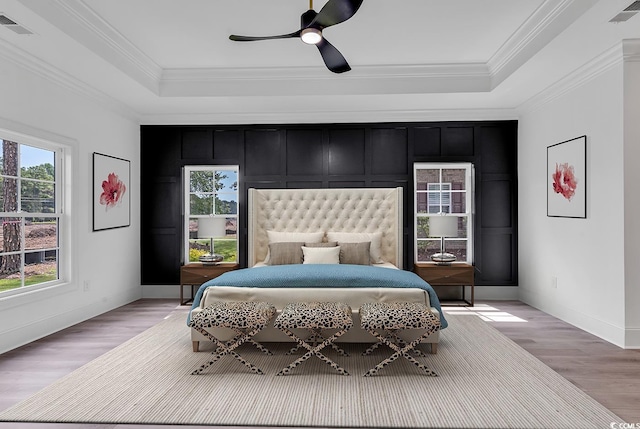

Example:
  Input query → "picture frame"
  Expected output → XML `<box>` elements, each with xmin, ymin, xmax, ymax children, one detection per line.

<box><xmin>93</xmin><ymin>152</ymin><xmax>130</xmax><ymax>231</ymax></box>
<box><xmin>547</xmin><ymin>135</ymin><xmax>586</xmax><ymax>218</ymax></box>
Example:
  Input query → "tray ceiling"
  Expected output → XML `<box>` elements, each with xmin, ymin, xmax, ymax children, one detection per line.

<box><xmin>0</xmin><ymin>0</ymin><xmax>637</xmax><ymax>123</ymax></box>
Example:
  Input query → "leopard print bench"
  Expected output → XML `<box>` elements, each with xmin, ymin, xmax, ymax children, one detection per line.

<box><xmin>359</xmin><ymin>301</ymin><xmax>441</xmax><ymax>377</ymax></box>
<box><xmin>273</xmin><ymin>302</ymin><xmax>353</xmax><ymax>376</ymax></box>
<box><xmin>189</xmin><ymin>301</ymin><xmax>276</xmax><ymax>375</ymax></box>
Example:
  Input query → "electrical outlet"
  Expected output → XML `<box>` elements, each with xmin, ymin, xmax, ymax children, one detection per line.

<box><xmin>551</xmin><ymin>276</ymin><xmax>557</xmax><ymax>289</ymax></box>
<box><xmin>83</xmin><ymin>280</ymin><xmax>90</xmax><ymax>292</ymax></box>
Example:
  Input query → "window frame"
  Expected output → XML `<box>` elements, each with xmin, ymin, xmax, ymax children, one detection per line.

<box><xmin>413</xmin><ymin>162</ymin><xmax>474</xmax><ymax>264</ymax></box>
<box><xmin>182</xmin><ymin>165</ymin><xmax>239</xmax><ymax>265</ymax></box>
<box><xmin>0</xmin><ymin>132</ymin><xmax>69</xmax><ymax>298</ymax></box>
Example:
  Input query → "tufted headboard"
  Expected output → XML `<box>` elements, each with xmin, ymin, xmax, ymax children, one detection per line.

<box><xmin>248</xmin><ymin>188</ymin><xmax>403</xmax><ymax>268</ymax></box>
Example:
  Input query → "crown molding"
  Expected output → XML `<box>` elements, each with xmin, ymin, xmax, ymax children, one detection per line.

<box><xmin>160</xmin><ymin>63</ymin><xmax>491</xmax><ymax>97</ymax></box>
<box><xmin>21</xmin><ymin>0</ymin><xmax>597</xmax><ymax>99</ymax></box>
<box><xmin>24</xmin><ymin>0</ymin><xmax>495</xmax><ymax>97</ymax></box>
<box><xmin>489</xmin><ymin>0</ymin><xmax>599</xmax><ymax>89</ymax></box>
<box><xmin>0</xmin><ymin>38</ymin><xmax>140</xmax><ymax>122</ymax></box>
<box><xmin>140</xmin><ymin>107</ymin><xmax>518</xmax><ymax>126</ymax></box>
<box><xmin>623</xmin><ymin>39</ymin><xmax>640</xmax><ymax>62</ymax></box>
<box><xmin>517</xmin><ymin>42</ymin><xmax>624</xmax><ymax>114</ymax></box>
<box><xmin>22</xmin><ymin>0</ymin><xmax>161</xmax><ymax>94</ymax></box>
<box><xmin>0</xmin><ymin>117</ymin><xmax>78</xmax><ymax>148</ymax></box>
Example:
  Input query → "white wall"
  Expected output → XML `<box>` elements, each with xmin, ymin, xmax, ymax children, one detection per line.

<box><xmin>518</xmin><ymin>51</ymin><xmax>629</xmax><ymax>346</ymax></box>
<box><xmin>0</xmin><ymin>56</ymin><xmax>141</xmax><ymax>354</ymax></box>
<box><xmin>623</xmin><ymin>41</ymin><xmax>640</xmax><ymax>347</ymax></box>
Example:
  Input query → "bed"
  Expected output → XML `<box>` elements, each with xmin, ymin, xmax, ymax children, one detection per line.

<box><xmin>188</xmin><ymin>187</ymin><xmax>446</xmax><ymax>352</ymax></box>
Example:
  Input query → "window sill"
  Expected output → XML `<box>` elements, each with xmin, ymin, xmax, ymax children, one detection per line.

<box><xmin>0</xmin><ymin>280</ymin><xmax>77</xmax><ymax>311</ymax></box>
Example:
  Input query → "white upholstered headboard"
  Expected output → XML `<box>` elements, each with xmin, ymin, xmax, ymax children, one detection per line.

<box><xmin>248</xmin><ymin>188</ymin><xmax>403</xmax><ymax>268</ymax></box>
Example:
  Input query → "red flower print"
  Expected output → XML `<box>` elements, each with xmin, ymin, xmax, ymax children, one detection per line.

<box><xmin>100</xmin><ymin>172</ymin><xmax>127</xmax><ymax>209</ymax></box>
<box><xmin>552</xmin><ymin>163</ymin><xmax>578</xmax><ymax>201</ymax></box>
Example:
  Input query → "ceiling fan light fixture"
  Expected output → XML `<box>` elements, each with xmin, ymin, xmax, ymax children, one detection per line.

<box><xmin>301</xmin><ymin>27</ymin><xmax>322</xmax><ymax>44</ymax></box>
<box><xmin>228</xmin><ymin>0</ymin><xmax>364</xmax><ymax>72</ymax></box>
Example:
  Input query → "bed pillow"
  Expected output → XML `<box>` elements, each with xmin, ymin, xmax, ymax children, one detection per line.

<box><xmin>264</xmin><ymin>230</ymin><xmax>324</xmax><ymax>264</ymax></box>
<box><xmin>302</xmin><ymin>245</ymin><xmax>341</xmax><ymax>264</ymax></box>
<box><xmin>267</xmin><ymin>242</ymin><xmax>305</xmax><ymax>265</ymax></box>
<box><xmin>326</xmin><ymin>231</ymin><xmax>384</xmax><ymax>264</ymax></box>
<box><xmin>304</xmin><ymin>241</ymin><xmax>338</xmax><ymax>247</ymax></box>
<box><xmin>339</xmin><ymin>242</ymin><xmax>371</xmax><ymax>265</ymax></box>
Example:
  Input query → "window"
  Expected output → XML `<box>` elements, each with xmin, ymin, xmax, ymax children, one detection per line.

<box><xmin>183</xmin><ymin>166</ymin><xmax>239</xmax><ymax>264</ymax></box>
<box><xmin>1</xmin><ymin>138</ymin><xmax>62</xmax><ymax>294</ymax></box>
<box><xmin>426</xmin><ymin>182</ymin><xmax>451</xmax><ymax>213</ymax></box>
<box><xmin>414</xmin><ymin>163</ymin><xmax>473</xmax><ymax>263</ymax></box>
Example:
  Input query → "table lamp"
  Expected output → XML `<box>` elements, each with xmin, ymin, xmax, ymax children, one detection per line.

<box><xmin>429</xmin><ymin>214</ymin><xmax>458</xmax><ymax>265</ymax></box>
<box><xmin>197</xmin><ymin>216</ymin><xmax>226</xmax><ymax>265</ymax></box>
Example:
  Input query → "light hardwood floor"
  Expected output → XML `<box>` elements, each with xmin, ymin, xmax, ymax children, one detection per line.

<box><xmin>0</xmin><ymin>299</ymin><xmax>638</xmax><ymax>428</ymax></box>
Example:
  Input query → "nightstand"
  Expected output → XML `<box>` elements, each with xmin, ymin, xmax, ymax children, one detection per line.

<box><xmin>180</xmin><ymin>263</ymin><xmax>239</xmax><ymax>305</ymax></box>
<box><xmin>414</xmin><ymin>262</ymin><xmax>475</xmax><ymax>306</ymax></box>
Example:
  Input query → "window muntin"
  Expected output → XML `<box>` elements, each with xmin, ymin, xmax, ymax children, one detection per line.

<box><xmin>426</xmin><ymin>183</ymin><xmax>451</xmax><ymax>213</ymax></box>
<box><xmin>414</xmin><ymin>163</ymin><xmax>473</xmax><ymax>263</ymax></box>
<box><xmin>1</xmin><ymin>140</ymin><xmax>60</xmax><ymax>294</ymax></box>
<box><xmin>184</xmin><ymin>166</ymin><xmax>239</xmax><ymax>264</ymax></box>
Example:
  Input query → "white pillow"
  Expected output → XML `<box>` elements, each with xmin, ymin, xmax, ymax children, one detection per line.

<box><xmin>302</xmin><ymin>246</ymin><xmax>341</xmax><ymax>264</ymax></box>
<box><xmin>264</xmin><ymin>230</ymin><xmax>324</xmax><ymax>264</ymax></box>
<box><xmin>326</xmin><ymin>231</ymin><xmax>384</xmax><ymax>264</ymax></box>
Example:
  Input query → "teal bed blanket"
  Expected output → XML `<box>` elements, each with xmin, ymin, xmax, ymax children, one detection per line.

<box><xmin>188</xmin><ymin>264</ymin><xmax>447</xmax><ymax>329</ymax></box>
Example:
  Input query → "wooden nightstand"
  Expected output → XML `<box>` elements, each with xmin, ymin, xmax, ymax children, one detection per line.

<box><xmin>414</xmin><ymin>262</ymin><xmax>475</xmax><ymax>306</ymax></box>
<box><xmin>180</xmin><ymin>263</ymin><xmax>239</xmax><ymax>305</ymax></box>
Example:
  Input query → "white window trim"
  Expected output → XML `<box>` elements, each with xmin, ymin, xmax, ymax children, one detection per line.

<box><xmin>182</xmin><ymin>165</ymin><xmax>239</xmax><ymax>265</ymax></box>
<box><xmin>0</xmin><ymin>120</ymin><xmax>77</xmax><ymax>305</ymax></box>
<box><xmin>414</xmin><ymin>162</ymin><xmax>474</xmax><ymax>263</ymax></box>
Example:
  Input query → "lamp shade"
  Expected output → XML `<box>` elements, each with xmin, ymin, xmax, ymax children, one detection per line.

<box><xmin>428</xmin><ymin>215</ymin><xmax>458</xmax><ymax>238</ymax></box>
<box><xmin>198</xmin><ymin>217</ymin><xmax>226</xmax><ymax>238</ymax></box>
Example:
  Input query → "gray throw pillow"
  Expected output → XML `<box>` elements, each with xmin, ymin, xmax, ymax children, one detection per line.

<box><xmin>268</xmin><ymin>242</ymin><xmax>305</xmax><ymax>265</ymax></box>
<box><xmin>339</xmin><ymin>241</ymin><xmax>371</xmax><ymax>265</ymax></box>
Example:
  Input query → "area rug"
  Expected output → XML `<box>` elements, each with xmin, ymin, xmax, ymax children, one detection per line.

<box><xmin>0</xmin><ymin>311</ymin><xmax>621</xmax><ymax>428</ymax></box>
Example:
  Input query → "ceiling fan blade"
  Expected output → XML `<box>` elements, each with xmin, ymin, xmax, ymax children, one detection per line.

<box><xmin>229</xmin><ymin>30</ymin><xmax>301</xmax><ymax>42</ymax></box>
<box><xmin>316</xmin><ymin>38</ymin><xmax>351</xmax><ymax>73</ymax></box>
<box><xmin>311</xmin><ymin>0</ymin><xmax>364</xmax><ymax>29</ymax></box>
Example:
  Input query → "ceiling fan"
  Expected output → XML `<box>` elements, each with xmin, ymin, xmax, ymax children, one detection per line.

<box><xmin>229</xmin><ymin>0</ymin><xmax>364</xmax><ymax>73</ymax></box>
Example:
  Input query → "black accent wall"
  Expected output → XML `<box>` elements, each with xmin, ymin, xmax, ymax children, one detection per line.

<box><xmin>141</xmin><ymin>121</ymin><xmax>518</xmax><ymax>287</ymax></box>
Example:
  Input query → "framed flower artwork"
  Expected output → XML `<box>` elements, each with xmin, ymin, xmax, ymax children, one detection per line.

<box><xmin>93</xmin><ymin>152</ymin><xmax>130</xmax><ymax>231</ymax></box>
<box><xmin>547</xmin><ymin>135</ymin><xmax>586</xmax><ymax>218</ymax></box>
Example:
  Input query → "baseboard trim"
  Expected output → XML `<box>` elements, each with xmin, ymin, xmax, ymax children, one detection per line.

<box><xmin>476</xmin><ymin>286</ymin><xmax>519</xmax><ymax>300</ymax></box>
<box><xmin>142</xmin><ymin>284</ymin><xmax>183</xmax><ymax>299</ymax></box>
<box><xmin>624</xmin><ymin>327</ymin><xmax>640</xmax><ymax>349</ymax></box>
<box><xmin>0</xmin><ymin>289</ymin><xmax>141</xmax><ymax>354</ymax></box>
<box><xmin>519</xmin><ymin>289</ymin><xmax>630</xmax><ymax>348</ymax></box>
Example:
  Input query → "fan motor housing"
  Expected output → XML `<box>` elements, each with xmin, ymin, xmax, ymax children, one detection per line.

<box><xmin>301</xmin><ymin>9</ymin><xmax>318</xmax><ymax>28</ymax></box>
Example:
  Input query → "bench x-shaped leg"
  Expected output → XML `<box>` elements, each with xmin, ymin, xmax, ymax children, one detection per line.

<box><xmin>191</xmin><ymin>325</ymin><xmax>268</xmax><ymax>375</ymax></box>
<box><xmin>287</xmin><ymin>329</ymin><xmax>349</xmax><ymax>356</ymax></box>
<box><xmin>363</xmin><ymin>327</ymin><xmax>439</xmax><ymax>377</ymax></box>
<box><xmin>363</xmin><ymin>329</ymin><xmax>428</xmax><ymax>357</ymax></box>
<box><xmin>221</xmin><ymin>332</ymin><xmax>272</xmax><ymax>356</ymax></box>
<box><xmin>277</xmin><ymin>327</ymin><xmax>351</xmax><ymax>376</ymax></box>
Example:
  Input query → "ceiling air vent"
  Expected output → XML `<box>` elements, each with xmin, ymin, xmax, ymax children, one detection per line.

<box><xmin>624</xmin><ymin>1</ymin><xmax>640</xmax><ymax>11</ymax></box>
<box><xmin>0</xmin><ymin>14</ymin><xmax>33</xmax><ymax>34</ymax></box>
<box><xmin>610</xmin><ymin>1</ymin><xmax>640</xmax><ymax>22</ymax></box>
